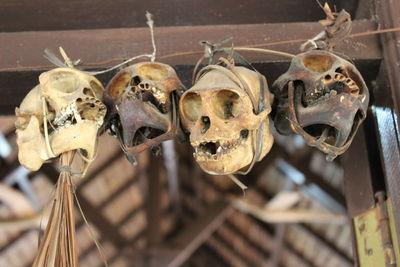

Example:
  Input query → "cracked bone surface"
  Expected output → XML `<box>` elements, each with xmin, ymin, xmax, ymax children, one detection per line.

<box><xmin>104</xmin><ymin>62</ymin><xmax>185</xmax><ymax>158</ymax></box>
<box><xmin>272</xmin><ymin>50</ymin><xmax>369</xmax><ymax>159</ymax></box>
<box><xmin>179</xmin><ymin>64</ymin><xmax>274</xmax><ymax>175</ymax></box>
<box><xmin>15</xmin><ymin>68</ymin><xmax>106</xmax><ymax>171</ymax></box>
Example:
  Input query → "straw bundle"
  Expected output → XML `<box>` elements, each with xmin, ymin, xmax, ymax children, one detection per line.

<box><xmin>32</xmin><ymin>151</ymin><xmax>77</xmax><ymax>267</ymax></box>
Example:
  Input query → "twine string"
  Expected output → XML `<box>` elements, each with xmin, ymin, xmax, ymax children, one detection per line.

<box><xmin>58</xmin><ymin>165</ymin><xmax>82</xmax><ymax>176</ymax></box>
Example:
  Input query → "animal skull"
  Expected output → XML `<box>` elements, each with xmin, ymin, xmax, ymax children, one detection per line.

<box><xmin>104</xmin><ymin>62</ymin><xmax>185</xmax><ymax>160</ymax></box>
<box><xmin>272</xmin><ymin>50</ymin><xmax>369</xmax><ymax>160</ymax></box>
<box><xmin>179</xmin><ymin>61</ymin><xmax>274</xmax><ymax>175</ymax></box>
<box><xmin>15</xmin><ymin>68</ymin><xmax>106</xmax><ymax>171</ymax></box>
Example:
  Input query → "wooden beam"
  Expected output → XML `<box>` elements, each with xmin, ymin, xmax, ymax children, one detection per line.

<box><xmin>165</xmin><ymin>201</ymin><xmax>233</xmax><ymax>267</ymax></box>
<box><xmin>369</xmin><ymin>0</ymin><xmax>400</xmax><ymax>248</ymax></box>
<box><xmin>342</xmin><ymin>127</ymin><xmax>376</xmax><ymax>217</ymax></box>
<box><xmin>187</xmin><ymin>244</ymin><xmax>228</xmax><ymax>267</ymax></box>
<box><xmin>0</xmin><ymin>20</ymin><xmax>381</xmax><ymax>115</ymax></box>
<box><xmin>223</xmin><ymin>220</ymin><xmax>270</xmax><ymax>264</ymax></box>
<box><xmin>145</xmin><ymin>154</ymin><xmax>164</xmax><ymax>247</ymax></box>
<box><xmin>0</xmin><ymin>21</ymin><xmax>380</xmax><ymax>69</ymax></box>
<box><xmin>0</xmin><ymin>0</ymin><xmax>359</xmax><ymax>32</ymax></box>
<box><xmin>295</xmin><ymin>224</ymin><xmax>353</xmax><ymax>266</ymax></box>
<box><xmin>375</xmin><ymin>0</ymin><xmax>400</xmax><ymax>122</ymax></box>
<box><xmin>205</xmin><ymin>236</ymin><xmax>250</xmax><ymax>267</ymax></box>
<box><xmin>246</xmin><ymin>213</ymin><xmax>317</xmax><ymax>267</ymax></box>
<box><xmin>254</xmin><ymin>188</ymin><xmax>353</xmax><ymax>266</ymax></box>
<box><xmin>126</xmin><ymin>201</ymin><xmax>232</xmax><ymax>266</ymax></box>
<box><xmin>286</xmin><ymin>151</ymin><xmax>347</xmax><ymax>209</ymax></box>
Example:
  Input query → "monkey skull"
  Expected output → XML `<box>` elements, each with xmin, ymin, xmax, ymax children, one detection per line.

<box><xmin>180</xmin><ymin>62</ymin><xmax>274</xmax><ymax>175</ymax></box>
<box><xmin>15</xmin><ymin>68</ymin><xmax>106</xmax><ymax>171</ymax></box>
<box><xmin>104</xmin><ymin>62</ymin><xmax>185</xmax><ymax>160</ymax></box>
<box><xmin>272</xmin><ymin>50</ymin><xmax>369</xmax><ymax>160</ymax></box>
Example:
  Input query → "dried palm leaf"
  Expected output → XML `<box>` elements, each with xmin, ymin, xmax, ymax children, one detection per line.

<box><xmin>32</xmin><ymin>151</ymin><xmax>77</xmax><ymax>267</ymax></box>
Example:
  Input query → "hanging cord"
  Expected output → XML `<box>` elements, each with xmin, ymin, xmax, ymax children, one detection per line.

<box><xmin>43</xmin><ymin>13</ymin><xmax>157</xmax><ymax>75</ymax></box>
<box><xmin>202</xmin><ymin>37</ymin><xmax>233</xmax><ymax>65</ymax></box>
<box><xmin>86</xmin><ymin>54</ymin><xmax>153</xmax><ymax>75</ymax></box>
<box><xmin>300</xmin><ymin>3</ymin><xmax>352</xmax><ymax>51</ymax></box>
<box><xmin>59</xmin><ymin>47</ymin><xmax>75</xmax><ymax>68</ymax></box>
<box><xmin>192</xmin><ymin>37</ymin><xmax>233</xmax><ymax>84</ymax></box>
<box><xmin>228</xmin><ymin>174</ymin><xmax>248</xmax><ymax>194</ymax></box>
<box><xmin>58</xmin><ymin>166</ymin><xmax>82</xmax><ymax>176</ymax></box>
<box><xmin>231</xmin><ymin>47</ymin><xmax>295</xmax><ymax>59</ymax></box>
<box><xmin>43</xmin><ymin>48</ymin><xmax>80</xmax><ymax>69</ymax></box>
<box><xmin>192</xmin><ymin>38</ymin><xmax>295</xmax><ymax>85</ymax></box>
<box><xmin>87</xmin><ymin>12</ymin><xmax>157</xmax><ymax>75</ymax></box>
<box><xmin>6</xmin><ymin>25</ymin><xmax>399</xmax><ymax>73</ymax></box>
<box><xmin>74</xmin><ymin>191</ymin><xmax>109</xmax><ymax>267</ymax></box>
<box><xmin>146</xmin><ymin>11</ymin><xmax>157</xmax><ymax>62</ymax></box>
<box><xmin>42</xmin><ymin>97</ymin><xmax>56</xmax><ymax>158</ymax></box>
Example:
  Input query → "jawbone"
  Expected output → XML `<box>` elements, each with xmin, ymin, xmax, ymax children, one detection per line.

<box><xmin>191</xmin><ymin>137</ymin><xmax>253</xmax><ymax>175</ymax></box>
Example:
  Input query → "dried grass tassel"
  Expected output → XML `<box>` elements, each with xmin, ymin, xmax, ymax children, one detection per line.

<box><xmin>33</xmin><ymin>151</ymin><xmax>77</xmax><ymax>267</ymax></box>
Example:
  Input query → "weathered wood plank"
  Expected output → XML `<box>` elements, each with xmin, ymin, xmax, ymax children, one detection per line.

<box><xmin>0</xmin><ymin>0</ymin><xmax>359</xmax><ymax>32</ymax></box>
<box><xmin>0</xmin><ymin>21</ymin><xmax>381</xmax><ymax>115</ymax></box>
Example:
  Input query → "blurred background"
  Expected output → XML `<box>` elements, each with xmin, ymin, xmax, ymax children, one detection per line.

<box><xmin>0</xmin><ymin>116</ymin><xmax>353</xmax><ymax>267</ymax></box>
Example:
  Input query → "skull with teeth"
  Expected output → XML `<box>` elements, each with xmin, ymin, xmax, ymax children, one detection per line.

<box><xmin>272</xmin><ymin>50</ymin><xmax>369</xmax><ymax>160</ymax></box>
<box><xmin>104</xmin><ymin>62</ymin><xmax>185</xmax><ymax>160</ymax></box>
<box><xmin>15</xmin><ymin>68</ymin><xmax>106</xmax><ymax>171</ymax></box>
<box><xmin>179</xmin><ymin>60</ymin><xmax>274</xmax><ymax>175</ymax></box>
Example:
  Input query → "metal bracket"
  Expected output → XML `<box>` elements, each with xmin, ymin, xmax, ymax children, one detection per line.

<box><xmin>353</xmin><ymin>192</ymin><xmax>400</xmax><ymax>267</ymax></box>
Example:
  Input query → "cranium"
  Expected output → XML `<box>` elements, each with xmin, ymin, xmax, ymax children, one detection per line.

<box><xmin>272</xmin><ymin>50</ymin><xmax>369</xmax><ymax>160</ymax></box>
<box><xmin>179</xmin><ymin>59</ymin><xmax>274</xmax><ymax>175</ymax></box>
<box><xmin>15</xmin><ymin>68</ymin><xmax>106</xmax><ymax>171</ymax></box>
<box><xmin>104</xmin><ymin>62</ymin><xmax>185</xmax><ymax>160</ymax></box>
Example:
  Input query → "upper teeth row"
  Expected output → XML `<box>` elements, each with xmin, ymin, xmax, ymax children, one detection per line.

<box><xmin>195</xmin><ymin>139</ymin><xmax>242</xmax><ymax>155</ymax></box>
<box><xmin>52</xmin><ymin>101</ymin><xmax>104</xmax><ymax>128</ymax></box>
<box><xmin>193</xmin><ymin>139</ymin><xmax>242</xmax><ymax>160</ymax></box>
<box><xmin>192</xmin><ymin>139</ymin><xmax>240</xmax><ymax>148</ymax></box>
<box><xmin>334</xmin><ymin>74</ymin><xmax>359</xmax><ymax>92</ymax></box>
<box><xmin>53</xmin><ymin>102</ymin><xmax>80</xmax><ymax>127</ymax></box>
<box><xmin>131</xmin><ymin>83</ymin><xmax>168</xmax><ymax>104</ymax></box>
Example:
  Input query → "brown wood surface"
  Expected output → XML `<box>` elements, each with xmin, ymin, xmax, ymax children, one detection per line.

<box><xmin>372</xmin><ymin>0</ymin><xmax>400</xmax><ymax>248</ymax></box>
<box><xmin>342</xmin><ymin>127</ymin><xmax>376</xmax><ymax>218</ymax></box>
<box><xmin>0</xmin><ymin>20</ymin><xmax>379</xmax><ymax>70</ymax></box>
<box><xmin>0</xmin><ymin>20</ymin><xmax>381</xmax><ymax>115</ymax></box>
<box><xmin>146</xmin><ymin>154</ymin><xmax>163</xmax><ymax>247</ymax></box>
<box><xmin>0</xmin><ymin>0</ymin><xmax>360</xmax><ymax>32</ymax></box>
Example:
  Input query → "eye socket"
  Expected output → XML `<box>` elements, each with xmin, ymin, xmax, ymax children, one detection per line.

<box><xmin>212</xmin><ymin>90</ymin><xmax>241</xmax><ymax>120</ymax></box>
<box><xmin>344</xmin><ymin>67</ymin><xmax>363</xmax><ymax>95</ymax></box>
<box><xmin>90</xmin><ymin>80</ymin><xmax>104</xmax><ymax>99</ymax></box>
<box><xmin>107</xmin><ymin>72</ymin><xmax>131</xmax><ymax>98</ymax></box>
<box><xmin>83</xmin><ymin>87</ymin><xmax>95</xmax><ymax>97</ymax></box>
<box><xmin>137</xmin><ymin>64</ymin><xmax>169</xmax><ymax>81</ymax></box>
<box><xmin>47</xmin><ymin>71</ymin><xmax>79</xmax><ymax>93</ymax></box>
<box><xmin>181</xmin><ymin>92</ymin><xmax>202</xmax><ymax>122</ymax></box>
<box><xmin>302</xmin><ymin>54</ymin><xmax>334</xmax><ymax>72</ymax></box>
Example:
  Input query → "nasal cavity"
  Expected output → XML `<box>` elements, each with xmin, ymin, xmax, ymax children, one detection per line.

<box><xmin>200</xmin><ymin>116</ymin><xmax>211</xmax><ymax>134</ymax></box>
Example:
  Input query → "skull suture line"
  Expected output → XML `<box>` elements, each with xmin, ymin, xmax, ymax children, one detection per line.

<box><xmin>105</xmin><ymin>62</ymin><xmax>185</xmax><ymax>160</ymax></box>
<box><xmin>15</xmin><ymin>68</ymin><xmax>106</xmax><ymax>171</ymax></box>
<box><xmin>179</xmin><ymin>59</ymin><xmax>274</xmax><ymax>175</ymax></box>
<box><xmin>272</xmin><ymin>50</ymin><xmax>369</xmax><ymax>160</ymax></box>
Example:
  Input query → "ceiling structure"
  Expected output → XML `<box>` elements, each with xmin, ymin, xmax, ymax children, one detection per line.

<box><xmin>0</xmin><ymin>116</ymin><xmax>353</xmax><ymax>267</ymax></box>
